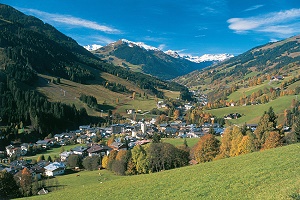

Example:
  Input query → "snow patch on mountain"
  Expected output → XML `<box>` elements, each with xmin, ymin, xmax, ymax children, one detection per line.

<box><xmin>84</xmin><ymin>44</ymin><xmax>102</xmax><ymax>51</ymax></box>
<box><xmin>165</xmin><ymin>50</ymin><xmax>234</xmax><ymax>63</ymax></box>
<box><xmin>184</xmin><ymin>54</ymin><xmax>234</xmax><ymax>63</ymax></box>
<box><xmin>164</xmin><ymin>50</ymin><xmax>181</xmax><ymax>58</ymax></box>
<box><xmin>121</xmin><ymin>39</ymin><xmax>159</xmax><ymax>51</ymax></box>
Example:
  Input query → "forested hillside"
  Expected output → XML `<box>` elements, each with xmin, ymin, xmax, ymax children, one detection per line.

<box><xmin>175</xmin><ymin>35</ymin><xmax>300</xmax><ymax>109</ymax></box>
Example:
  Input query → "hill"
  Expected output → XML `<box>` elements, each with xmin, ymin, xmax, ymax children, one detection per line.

<box><xmin>24</xmin><ymin>143</ymin><xmax>300</xmax><ymax>199</ymax></box>
<box><xmin>93</xmin><ymin>39</ymin><xmax>213</xmax><ymax>80</ymax></box>
<box><xmin>175</xmin><ymin>35</ymin><xmax>300</xmax><ymax>92</ymax></box>
<box><xmin>175</xmin><ymin>35</ymin><xmax>300</xmax><ymax>124</ymax></box>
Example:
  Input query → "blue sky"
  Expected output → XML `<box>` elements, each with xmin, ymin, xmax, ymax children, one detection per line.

<box><xmin>2</xmin><ymin>0</ymin><xmax>300</xmax><ymax>56</ymax></box>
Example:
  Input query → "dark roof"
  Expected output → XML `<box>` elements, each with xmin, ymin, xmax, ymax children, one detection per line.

<box><xmin>87</xmin><ymin>145</ymin><xmax>111</xmax><ymax>153</ymax></box>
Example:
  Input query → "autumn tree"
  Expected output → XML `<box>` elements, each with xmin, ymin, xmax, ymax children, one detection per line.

<box><xmin>19</xmin><ymin>168</ymin><xmax>32</xmax><ymax>197</ymax></box>
<box><xmin>107</xmin><ymin>134</ymin><xmax>115</xmax><ymax>146</ymax></box>
<box><xmin>237</xmin><ymin>134</ymin><xmax>256</xmax><ymax>155</ymax></box>
<box><xmin>192</xmin><ymin>134</ymin><xmax>220</xmax><ymax>163</ymax></box>
<box><xmin>173</xmin><ymin>109</ymin><xmax>180</xmax><ymax>120</ymax></box>
<box><xmin>229</xmin><ymin>126</ymin><xmax>244</xmax><ymax>157</ymax></box>
<box><xmin>262</xmin><ymin>131</ymin><xmax>282</xmax><ymax>150</ymax></box>
<box><xmin>215</xmin><ymin>127</ymin><xmax>232</xmax><ymax>160</ymax></box>
<box><xmin>107</xmin><ymin>150</ymin><xmax>118</xmax><ymax>170</ymax></box>
<box><xmin>101</xmin><ymin>155</ymin><xmax>108</xmax><ymax>168</ymax></box>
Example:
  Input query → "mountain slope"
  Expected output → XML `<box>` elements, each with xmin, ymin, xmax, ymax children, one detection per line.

<box><xmin>94</xmin><ymin>39</ymin><xmax>213</xmax><ymax>80</ymax></box>
<box><xmin>175</xmin><ymin>35</ymin><xmax>300</xmax><ymax>98</ymax></box>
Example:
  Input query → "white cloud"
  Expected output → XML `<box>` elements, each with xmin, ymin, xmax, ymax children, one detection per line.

<box><xmin>92</xmin><ymin>35</ymin><xmax>115</xmax><ymax>44</ymax></box>
<box><xmin>227</xmin><ymin>8</ymin><xmax>300</xmax><ymax>36</ymax></box>
<box><xmin>244</xmin><ymin>5</ymin><xmax>264</xmax><ymax>12</ymax></box>
<box><xmin>158</xmin><ymin>44</ymin><xmax>166</xmax><ymax>50</ymax></box>
<box><xmin>270</xmin><ymin>38</ymin><xmax>279</xmax><ymax>43</ymax></box>
<box><xmin>20</xmin><ymin>8</ymin><xmax>120</xmax><ymax>34</ymax></box>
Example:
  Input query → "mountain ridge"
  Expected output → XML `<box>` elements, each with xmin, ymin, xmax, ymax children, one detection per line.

<box><xmin>93</xmin><ymin>39</ymin><xmax>215</xmax><ymax>80</ymax></box>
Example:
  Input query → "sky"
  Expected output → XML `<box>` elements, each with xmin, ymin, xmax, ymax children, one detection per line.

<box><xmin>2</xmin><ymin>0</ymin><xmax>300</xmax><ymax>56</ymax></box>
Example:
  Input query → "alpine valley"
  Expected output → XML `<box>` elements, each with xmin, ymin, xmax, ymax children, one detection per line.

<box><xmin>1</xmin><ymin>3</ymin><xmax>300</xmax><ymax>200</ymax></box>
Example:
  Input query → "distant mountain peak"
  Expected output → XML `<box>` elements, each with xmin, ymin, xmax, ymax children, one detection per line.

<box><xmin>183</xmin><ymin>53</ymin><xmax>234</xmax><ymax>63</ymax></box>
<box><xmin>120</xmin><ymin>39</ymin><xmax>159</xmax><ymax>51</ymax></box>
<box><xmin>165</xmin><ymin>49</ymin><xmax>234</xmax><ymax>63</ymax></box>
<box><xmin>83</xmin><ymin>44</ymin><xmax>102</xmax><ymax>51</ymax></box>
<box><xmin>164</xmin><ymin>50</ymin><xmax>181</xmax><ymax>58</ymax></box>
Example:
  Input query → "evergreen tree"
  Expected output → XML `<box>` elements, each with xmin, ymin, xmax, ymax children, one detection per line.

<box><xmin>0</xmin><ymin>170</ymin><xmax>20</xmax><ymax>198</ymax></box>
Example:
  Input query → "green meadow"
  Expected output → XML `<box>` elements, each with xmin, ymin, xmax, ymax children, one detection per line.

<box><xmin>23</xmin><ymin>143</ymin><xmax>300</xmax><ymax>200</ymax></box>
<box><xmin>208</xmin><ymin>95</ymin><xmax>296</xmax><ymax>125</ymax></box>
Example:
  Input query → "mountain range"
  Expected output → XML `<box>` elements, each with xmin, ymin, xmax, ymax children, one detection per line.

<box><xmin>91</xmin><ymin>39</ymin><xmax>231</xmax><ymax>80</ymax></box>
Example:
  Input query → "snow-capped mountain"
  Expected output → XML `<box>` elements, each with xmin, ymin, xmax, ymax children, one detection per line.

<box><xmin>165</xmin><ymin>50</ymin><xmax>234</xmax><ymax>63</ymax></box>
<box><xmin>121</xmin><ymin>39</ymin><xmax>159</xmax><ymax>51</ymax></box>
<box><xmin>164</xmin><ymin>50</ymin><xmax>181</xmax><ymax>58</ymax></box>
<box><xmin>84</xmin><ymin>44</ymin><xmax>102</xmax><ymax>51</ymax></box>
<box><xmin>183</xmin><ymin>54</ymin><xmax>234</xmax><ymax>63</ymax></box>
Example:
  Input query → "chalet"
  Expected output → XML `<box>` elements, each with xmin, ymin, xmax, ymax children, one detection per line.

<box><xmin>111</xmin><ymin>124</ymin><xmax>125</xmax><ymax>134</ymax></box>
<box><xmin>71</xmin><ymin>146</ymin><xmax>88</xmax><ymax>156</ymax></box>
<box><xmin>36</xmin><ymin>139</ymin><xmax>52</xmax><ymax>149</ymax></box>
<box><xmin>5</xmin><ymin>145</ymin><xmax>21</xmax><ymax>157</ymax></box>
<box><xmin>87</xmin><ymin>144</ymin><xmax>111</xmax><ymax>157</ymax></box>
<box><xmin>54</xmin><ymin>133</ymin><xmax>65</xmax><ymax>141</ymax></box>
<box><xmin>77</xmin><ymin>135</ymin><xmax>88</xmax><ymax>144</ymax></box>
<box><xmin>30</xmin><ymin>165</ymin><xmax>44</xmax><ymax>180</ymax></box>
<box><xmin>109</xmin><ymin>142</ymin><xmax>127</xmax><ymax>151</ymax></box>
<box><xmin>44</xmin><ymin>162</ymin><xmax>66</xmax><ymax>177</ymax></box>
<box><xmin>60</xmin><ymin>151</ymin><xmax>74</xmax><ymax>161</ymax></box>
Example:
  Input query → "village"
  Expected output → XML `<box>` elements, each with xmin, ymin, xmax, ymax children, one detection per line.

<box><xmin>0</xmin><ymin>114</ymin><xmax>227</xmax><ymax>180</ymax></box>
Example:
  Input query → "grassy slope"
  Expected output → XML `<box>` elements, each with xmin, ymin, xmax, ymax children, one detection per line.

<box><xmin>24</xmin><ymin>143</ymin><xmax>300</xmax><ymax>200</ymax></box>
<box><xmin>36</xmin><ymin>73</ymin><xmax>158</xmax><ymax>116</ymax></box>
<box><xmin>208</xmin><ymin>95</ymin><xmax>296</xmax><ymax>125</ymax></box>
<box><xmin>162</xmin><ymin>138</ymin><xmax>199</xmax><ymax>148</ymax></box>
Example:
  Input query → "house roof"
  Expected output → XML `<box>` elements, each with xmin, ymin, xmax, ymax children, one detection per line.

<box><xmin>44</xmin><ymin>162</ymin><xmax>65</xmax><ymax>171</ymax></box>
<box><xmin>87</xmin><ymin>145</ymin><xmax>111</xmax><ymax>153</ymax></box>
<box><xmin>71</xmin><ymin>146</ymin><xmax>87</xmax><ymax>153</ymax></box>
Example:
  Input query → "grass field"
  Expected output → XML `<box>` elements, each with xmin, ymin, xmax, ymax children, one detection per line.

<box><xmin>208</xmin><ymin>95</ymin><xmax>296</xmax><ymax>125</ymax></box>
<box><xmin>23</xmin><ymin>143</ymin><xmax>300</xmax><ymax>200</ymax></box>
<box><xmin>162</xmin><ymin>138</ymin><xmax>199</xmax><ymax>148</ymax></box>
<box><xmin>23</xmin><ymin>144</ymin><xmax>83</xmax><ymax>161</ymax></box>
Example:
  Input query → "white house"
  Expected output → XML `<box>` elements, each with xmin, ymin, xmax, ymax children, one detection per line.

<box><xmin>44</xmin><ymin>162</ymin><xmax>66</xmax><ymax>177</ymax></box>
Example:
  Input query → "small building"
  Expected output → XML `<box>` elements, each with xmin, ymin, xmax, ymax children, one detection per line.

<box><xmin>87</xmin><ymin>144</ymin><xmax>111</xmax><ymax>157</ymax></box>
<box><xmin>44</xmin><ymin>162</ymin><xmax>66</xmax><ymax>177</ymax></box>
<box><xmin>71</xmin><ymin>146</ymin><xmax>88</xmax><ymax>156</ymax></box>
